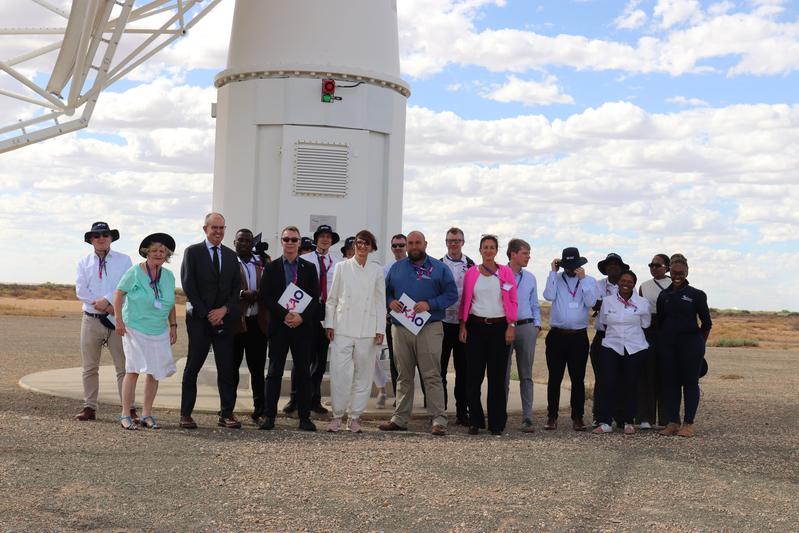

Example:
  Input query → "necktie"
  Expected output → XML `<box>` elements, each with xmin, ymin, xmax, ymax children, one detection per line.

<box><xmin>319</xmin><ymin>255</ymin><xmax>328</xmax><ymax>303</ymax></box>
<box><xmin>212</xmin><ymin>246</ymin><xmax>220</xmax><ymax>274</ymax></box>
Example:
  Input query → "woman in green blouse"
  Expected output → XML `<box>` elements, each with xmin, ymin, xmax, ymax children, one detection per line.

<box><xmin>113</xmin><ymin>233</ymin><xmax>178</xmax><ymax>430</ymax></box>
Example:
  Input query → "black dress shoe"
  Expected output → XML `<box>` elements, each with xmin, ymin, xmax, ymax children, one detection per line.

<box><xmin>258</xmin><ymin>417</ymin><xmax>275</xmax><ymax>430</ymax></box>
<box><xmin>311</xmin><ymin>403</ymin><xmax>329</xmax><ymax>415</ymax></box>
<box><xmin>491</xmin><ymin>429</ymin><xmax>503</xmax><ymax>436</ymax></box>
<box><xmin>455</xmin><ymin>416</ymin><xmax>470</xmax><ymax>426</ymax></box>
<box><xmin>282</xmin><ymin>401</ymin><xmax>297</xmax><ymax>414</ymax></box>
<box><xmin>298</xmin><ymin>418</ymin><xmax>317</xmax><ymax>432</ymax></box>
<box><xmin>468</xmin><ymin>426</ymin><xmax>479</xmax><ymax>435</ymax></box>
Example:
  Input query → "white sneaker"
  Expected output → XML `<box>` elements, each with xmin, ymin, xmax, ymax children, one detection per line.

<box><xmin>592</xmin><ymin>423</ymin><xmax>613</xmax><ymax>434</ymax></box>
<box><xmin>637</xmin><ymin>421</ymin><xmax>652</xmax><ymax>430</ymax></box>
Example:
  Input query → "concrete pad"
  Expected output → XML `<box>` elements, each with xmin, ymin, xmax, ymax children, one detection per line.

<box><xmin>19</xmin><ymin>359</ymin><xmax>570</xmax><ymax>418</ymax></box>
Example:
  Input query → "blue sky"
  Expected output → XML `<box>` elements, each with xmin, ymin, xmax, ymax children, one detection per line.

<box><xmin>1</xmin><ymin>0</ymin><xmax>798</xmax><ymax>310</ymax></box>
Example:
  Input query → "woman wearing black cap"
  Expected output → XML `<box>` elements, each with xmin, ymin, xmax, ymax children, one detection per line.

<box><xmin>656</xmin><ymin>255</ymin><xmax>712</xmax><ymax>438</ymax></box>
<box><xmin>113</xmin><ymin>233</ymin><xmax>178</xmax><ymax>430</ymax></box>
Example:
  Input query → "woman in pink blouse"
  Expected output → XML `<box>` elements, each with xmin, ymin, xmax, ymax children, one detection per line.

<box><xmin>459</xmin><ymin>235</ymin><xmax>518</xmax><ymax>435</ymax></box>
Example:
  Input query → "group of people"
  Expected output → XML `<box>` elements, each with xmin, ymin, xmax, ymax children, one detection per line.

<box><xmin>74</xmin><ymin>215</ymin><xmax>711</xmax><ymax>437</ymax></box>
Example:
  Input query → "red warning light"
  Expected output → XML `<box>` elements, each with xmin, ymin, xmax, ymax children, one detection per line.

<box><xmin>321</xmin><ymin>79</ymin><xmax>336</xmax><ymax>103</ymax></box>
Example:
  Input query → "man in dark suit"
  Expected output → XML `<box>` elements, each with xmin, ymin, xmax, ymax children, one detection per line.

<box><xmin>258</xmin><ymin>225</ymin><xmax>320</xmax><ymax>431</ymax></box>
<box><xmin>179</xmin><ymin>212</ymin><xmax>242</xmax><ymax>429</ymax></box>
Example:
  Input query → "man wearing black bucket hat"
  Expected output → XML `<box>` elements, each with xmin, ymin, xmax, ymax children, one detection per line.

<box><xmin>541</xmin><ymin>247</ymin><xmax>597</xmax><ymax>431</ymax></box>
<box><xmin>281</xmin><ymin>224</ymin><xmax>340</xmax><ymax>416</ymax></box>
<box><xmin>590</xmin><ymin>252</ymin><xmax>629</xmax><ymax>428</ymax></box>
<box><xmin>75</xmin><ymin>222</ymin><xmax>134</xmax><ymax>421</ymax></box>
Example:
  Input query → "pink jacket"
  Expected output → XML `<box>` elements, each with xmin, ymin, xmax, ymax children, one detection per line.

<box><xmin>459</xmin><ymin>264</ymin><xmax>518</xmax><ymax>323</ymax></box>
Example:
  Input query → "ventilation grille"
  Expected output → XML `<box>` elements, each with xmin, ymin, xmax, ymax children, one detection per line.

<box><xmin>293</xmin><ymin>142</ymin><xmax>348</xmax><ymax>197</ymax></box>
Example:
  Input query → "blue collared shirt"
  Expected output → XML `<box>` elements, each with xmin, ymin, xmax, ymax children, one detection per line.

<box><xmin>385</xmin><ymin>255</ymin><xmax>458</xmax><ymax>324</ymax></box>
<box><xmin>282</xmin><ymin>256</ymin><xmax>298</xmax><ymax>288</ymax></box>
<box><xmin>542</xmin><ymin>271</ymin><xmax>598</xmax><ymax>329</ymax></box>
<box><xmin>511</xmin><ymin>267</ymin><xmax>541</xmax><ymax>327</ymax></box>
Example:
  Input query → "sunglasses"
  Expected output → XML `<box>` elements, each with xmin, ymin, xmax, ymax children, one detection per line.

<box><xmin>391</xmin><ymin>243</ymin><xmax>406</xmax><ymax>249</ymax></box>
<box><xmin>91</xmin><ymin>232</ymin><xmax>111</xmax><ymax>239</ymax></box>
<box><xmin>648</xmin><ymin>263</ymin><xmax>665</xmax><ymax>268</ymax></box>
<box><xmin>282</xmin><ymin>237</ymin><xmax>300</xmax><ymax>243</ymax></box>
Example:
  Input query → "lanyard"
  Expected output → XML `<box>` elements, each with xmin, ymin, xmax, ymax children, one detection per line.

<box><xmin>285</xmin><ymin>260</ymin><xmax>298</xmax><ymax>284</ymax></box>
<box><xmin>412</xmin><ymin>262</ymin><xmax>433</xmax><ymax>280</ymax></box>
<box><xmin>145</xmin><ymin>263</ymin><xmax>161</xmax><ymax>300</ymax></box>
<box><xmin>98</xmin><ymin>255</ymin><xmax>107</xmax><ymax>279</ymax></box>
<box><xmin>617</xmin><ymin>293</ymin><xmax>637</xmax><ymax>310</ymax></box>
<box><xmin>653</xmin><ymin>278</ymin><xmax>669</xmax><ymax>291</ymax></box>
<box><xmin>514</xmin><ymin>271</ymin><xmax>523</xmax><ymax>287</ymax></box>
<box><xmin>479</xmin><ymin>263</ymin><xmax>500</xmax><ymax>279</ymax></box>
<box><xmin>561</xmin><ymin>273</ymin><xmax>580</xmax><ymax>298</ymax></box>
<box><xmin>446</xmin><ymin>255</ymin><xmax>463</xmax><ymax>263</ymax></box>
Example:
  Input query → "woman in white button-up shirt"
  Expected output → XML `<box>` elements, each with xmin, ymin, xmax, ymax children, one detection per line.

<box><xmin>324</xmin><ymin>230</ymin><xmax>386</xmax><ymax>433</ymax></box>
<box><xmin>592</xmin><ymin>270</ymin><xmax>651</xmax><ymax>435</ymax></box>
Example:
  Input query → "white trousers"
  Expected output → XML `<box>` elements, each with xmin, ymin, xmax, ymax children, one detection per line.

<box><xmin>330</xmin><ymin>334</ymin><xmax>377</xmax><ymax>419</ymax></box>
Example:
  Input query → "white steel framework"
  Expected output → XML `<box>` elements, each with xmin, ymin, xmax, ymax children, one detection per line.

<box><xmin>0</xmin><ymin>0</ymin><xmax>221</xmax><ymax>154</ymax></box>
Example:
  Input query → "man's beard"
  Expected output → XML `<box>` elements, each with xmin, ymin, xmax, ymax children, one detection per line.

<box><xmin>408</xmin><ymin>250</ymin><xmax>425</xmax><ymax>262</ymax></box>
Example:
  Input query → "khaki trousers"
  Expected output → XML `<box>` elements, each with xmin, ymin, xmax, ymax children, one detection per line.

<box><xmin>390</xmin><ymin>321</ymin><xmax>447</xmax><ymax>428</ymax></box>
<box><xmin>80</xmin><ymin>315</ymin><xmax>126</xmax><ymax>410</ymax></box>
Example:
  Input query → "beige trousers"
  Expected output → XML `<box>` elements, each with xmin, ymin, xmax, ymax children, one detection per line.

<box><xmin>80</xmin><ymin>315</ymin><xmax>126</xmax><ymax>410</ymax></box>
<box><xmin>390</xmin><ymin>321</ymin><xmax>447</xmax><ymax>428</ymax></box>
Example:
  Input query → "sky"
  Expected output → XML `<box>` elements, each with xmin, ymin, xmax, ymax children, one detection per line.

<box><xmin>1</xmin><ymin>0</ymin><xmax>798</xmax><ymax>311</ymax></box>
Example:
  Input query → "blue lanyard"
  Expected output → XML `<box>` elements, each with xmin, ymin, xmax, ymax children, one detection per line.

<box><xmin>561</xmin><ymin>273</ymin><xmax>580</xmax><ymax>298</ymax></box>
<box><xmin>145</xmin><ymin>263</ymin><xmax>161</xmax><ymax>300</ymax></box>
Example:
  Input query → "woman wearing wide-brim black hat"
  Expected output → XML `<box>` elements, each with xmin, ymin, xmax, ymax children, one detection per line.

<box><xmin>112</xmin><ymin>233</ymin><xmax>178</xmax><ymax>430</ymax></box>
<box><xmin>655</xmin><ymin>255</ymin><xmax>712</xmax><ymax>438</ymax></box>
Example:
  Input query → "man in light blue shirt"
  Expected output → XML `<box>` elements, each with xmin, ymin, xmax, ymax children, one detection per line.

<box><xmin>504</xmin><ymin>239</ymin><xmax>542</xmax><ymax>432</ymax></box>
<box><xmin>542</xmin><ymin>247</ymin><xmax>597</xmax><ymax>431</ymax></box>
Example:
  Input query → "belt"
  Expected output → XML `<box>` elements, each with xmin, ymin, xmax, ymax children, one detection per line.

<box><xmin>516</xmin><ymin>318</ymin><xmax>535</xmax><ymax>326</ymax></box>
<box><xmin>84</xmin><ymin>311</ymin><xmax>108</xmax><ymax>319</ymax></box>
<box><xmin>551</xmin><ymin>327</ymin><xmax>587</xmax><ymax>334</ymax></box>
<box><xmin>468</xmin><ymin>315</ymin><xmax>506</xmax><ymax>325</ymax></box>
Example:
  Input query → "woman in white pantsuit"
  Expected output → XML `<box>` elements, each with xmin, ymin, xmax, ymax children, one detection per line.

<box><xmin>324</xmin><ymin>230</ymin><xmax>386</xmax><ymax>433</ymax></box>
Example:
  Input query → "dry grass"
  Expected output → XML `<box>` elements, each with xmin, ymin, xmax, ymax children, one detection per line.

<box><xmin>0</xmin><ymin>283</ymin><xmax>186</xmax><ymax>304</ymax></box>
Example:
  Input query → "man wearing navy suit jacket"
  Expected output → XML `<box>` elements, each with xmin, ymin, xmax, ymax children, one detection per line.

<box><xmin>179</xmin><ymin>212</ymin><xmax>242</xmax><ymax>429</ymax></box>
<box><xmin>258</xmin><ymin>225</ymin><xmax>320</xmax><ymax>431</ymax></box>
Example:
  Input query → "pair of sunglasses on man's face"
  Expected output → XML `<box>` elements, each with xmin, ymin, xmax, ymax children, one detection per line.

<box><xmin>391</xmin><ymin>243</ymin><xmax>406</xmax><ymax>249</ymax></box>
<box><xmin>282</xmin><ymin>237</ymin><xmax>300</xmax><ymax>243</ymax></box>
<box><xmin>91</xmin><ymin>233</ymin><xmax>111</xmax><ymax>239</ymax></box>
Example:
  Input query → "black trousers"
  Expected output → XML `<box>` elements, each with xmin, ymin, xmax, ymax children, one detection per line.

<box><xmin>441</xmin><ymin>321</ymin><xmax>468</xmax><ymax>420</ymax></box>
<box><xmin>660</xmin><ymin>332</ymin><xmax>705</xmax><ymax>424</ymax></box>
<box><xmin>181</xmin><ymin>317</ymin><xmax>237</xmax><ymax>418</ymax></box>
<box><xmin>265</xmin><ymin>324</ymin><xmax>313</xmax><ymax>419</ymax></box>
<box><xmin>466</xmin><ymin>319</ymin><xmax>509</xmax><ymax>432</ymax></box>
<box><xmin>232</xmin><ymin>316</ymin><xmax>267</xmax><ymax>417</ymax></box>
<box><xmin>545</xmin><ymin>328</ymin><xmax>589</xmax><ymax>420</ymax></box>
<box><xmin>289</xmin><ymin>321</ymin><xmax>328</xmax><ymax>407</ymax></box>
<box><xmin>597</xmin><ymin>346</ymin><xmax>643</xmax><ymax>425</ymax></box>
<box><xmin>591</xmin><ymin>331</ymin><xmax>624</xmax><ymax>423</ymax></box>
<box><xmin>638</xmin><ymin>325</ymin><xmax>670</xmax><ymax>425</ymax></box>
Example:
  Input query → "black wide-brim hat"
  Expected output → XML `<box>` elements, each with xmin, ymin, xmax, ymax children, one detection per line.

<box><xmin>300</xmin><ymin>236</ymin><xmax>316</xmax><ymax>252</ymax></box>
<box><xmin>597</xmin><ymin>252</ymin><xmax>630</xmax><ymax>275</ymax></box>
<box><xmin>313</xmin><ymin>224</ymin><xmax>340</xmax><ymax>245</ymax></box>
<box><xmin>139</xmin><ymin>233</ymin><xmax>176</xmax><ymax>258</ymax></box>
<box><xmin>340</xmin><ymin>236</ymin><xmax>355</xmax><ymax>256</ymax></box>
<box><xmin>84</xmin><ymin>221</ymin><xmax>120</xmax><ymax>243</ymax></box>
<box><xmin>560</xmin><ymin>247</ymin><xmax>588</xmax><ymax>270</ymax></box>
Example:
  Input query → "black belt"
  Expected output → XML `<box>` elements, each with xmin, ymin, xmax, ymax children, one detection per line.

<box><xmin>516</xmin><ymin>318</ymin><xmax>535</xmax><ymax>326</ymax></box>
<box><xmin>551</xmin><ymin>327</ymin><xmax>587</xmax><ymax>334</ymax></box>
<box><xmin>84</xmin><ymin>311</ymin><xmax>108</xmax><ymax>319</ymax></box>
<box><xmin>468</xmin><ymin>315</ymin><xmax>506</xmax><ymax>325</ymax></box>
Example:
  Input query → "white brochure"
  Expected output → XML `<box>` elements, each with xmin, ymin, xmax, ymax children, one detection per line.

<box><xmin>278</xmin><ymin>282</ymin><xmax>312</xmax><ymax>313</ymax></box>
<box><xmin>389</xmin><ymin>293</ymin><xmax>431</xmax><ymax>336</ymax></box>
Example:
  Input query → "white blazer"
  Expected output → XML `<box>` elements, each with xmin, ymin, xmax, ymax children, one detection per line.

<box><xmin>324</xmin><ymin>257</ymin><xmax>386</xmax><ymax>338</ymax></box>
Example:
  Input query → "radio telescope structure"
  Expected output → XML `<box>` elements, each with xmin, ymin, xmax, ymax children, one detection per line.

<box><xmin>0</xmin><ymin>0</ymin><xmax>410</xmax><ymax>258</ymax></box>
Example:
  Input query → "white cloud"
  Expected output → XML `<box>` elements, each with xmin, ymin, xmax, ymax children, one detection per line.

<box><xmin>654</xmin><ymin>0</ymin><xmax>705</xmax><ymax>29</ymax></box>
<box><xmin>667</xmin><ymin>95</ymin><xmax>710</xmax><ymax>106</ymax></box>
<box><xmin>480</xmin><ymin>75</ymin><xmax>575</xmax><ymax>106</ymax></box>
<box><xmin>614</xmin><ymin>0</ymin><xmax>648</xmax><ymax>30</ymax></box>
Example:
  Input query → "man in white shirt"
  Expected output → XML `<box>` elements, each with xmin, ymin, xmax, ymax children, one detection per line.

<box><xmin>439</xmin><ymin>227</ymin><xmax>474</xmax><ymax>426</ymax></box>
<box><xmin>590</xmin><ymin>253</ymin><xmax>628</xmax><ymax>427</ymax></box>
<box><xmin>74</xmin><ymin>222</ymin><xmax>133</xmax><ymax>421</ymax></box>
<box><xmin>284</xmin><ymin>224</ymin><xmax>339</xmax><ymax>415</ymax></box>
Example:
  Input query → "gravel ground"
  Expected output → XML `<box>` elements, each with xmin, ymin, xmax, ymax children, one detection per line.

<box><xmin>1</xmin><ymin>314</ymin><xmax>797</xmax><ymax>532</ymax></box>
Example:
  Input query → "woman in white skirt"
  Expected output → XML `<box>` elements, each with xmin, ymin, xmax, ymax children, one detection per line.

<box><xmin>113</xmin><ymin>233</ymin><xmax>178</xmax><ymax>430</ymax></box>
<box><xmin>324</xmin><ymin>230</ymin><xmax>386</xmax><ymax>433</ymax></box>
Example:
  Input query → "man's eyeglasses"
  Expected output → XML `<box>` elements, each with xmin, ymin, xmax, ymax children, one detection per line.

<box><xmin>445</xmin><ymin>239</ymin><xmax>463</xmax><ymax>245</ymax></box>
<box><xmin>648</xmin><ymin>263</ymin><xmax>665</xmax><ymax>268</ymax></box>
<box><xmin>91</xmin><ymin>233</ymin><xmax>111</xmax><ymax>239</ymax></box>
<box><xmin>391</xmin><ymin>243</ymin><xmax>406</xmax><ymax>249</ymax></box>
<box><xmin>282</xmin><ymin>237</ymin><xmax>300</xmax><ymax>243</ymax></box>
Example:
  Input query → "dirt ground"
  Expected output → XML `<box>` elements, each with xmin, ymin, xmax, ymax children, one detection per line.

<box><xmin>1</xmin><ymin>310</ymin><xmax>798</xmax><ymax>531</ymax></box>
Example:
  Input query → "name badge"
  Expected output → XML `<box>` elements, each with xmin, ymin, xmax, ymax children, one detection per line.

<box><xmin>568</xmin><ymin>302</ymin><xmax>579</xmax><ymax>309</ymax></box>
<box><xmin>502</xmin><ymin>282</ymin><xmax>513</xmax><ymax>291</ymax></box>
<box><xmin>153</xmin><ymin>299</ymin><xmax>162</xmax><ymax>310</ymax></box>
